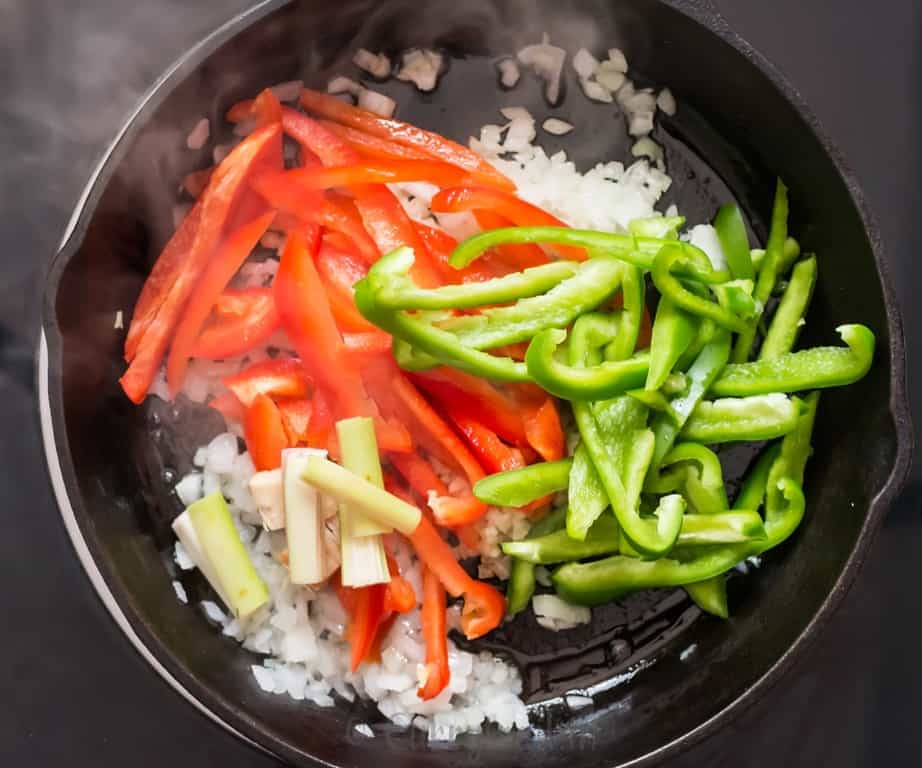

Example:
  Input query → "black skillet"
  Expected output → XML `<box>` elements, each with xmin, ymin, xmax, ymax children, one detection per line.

<box><xmin>38</xmin><ymin>0</ymin><xmax>912</xmax><ymax>765</ymax></box>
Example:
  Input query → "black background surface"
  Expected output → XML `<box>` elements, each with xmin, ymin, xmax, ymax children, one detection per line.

<box><xmin>0</xmin><ymin>1</ymin><xmax>919</xmax><ymax>765</ymax></box>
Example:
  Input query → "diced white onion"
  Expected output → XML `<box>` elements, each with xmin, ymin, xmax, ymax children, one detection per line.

<box><xmin>532</xmin><ymin>594</ymin><xmax>591</xmax><ymax>630</ymax></box>
<box><xmin>657</xmin><ymin>87</ymin><xmax>677</xmax><ymax>116</ymax></box>
<box><xmin>595</xmin><ymin>67</ymin><xmax>626</xmax><ymax>92</ymax></box>
<box><xmin>542</xmin><ymin>118</ymin><xmax>574</xmax><ymax>136</ymax></box>
<box><xmin>503</xmin><ymin>117</ymin><xmax>537</xmax><ymax>152</ymax></box>
<box><xmin>186</xmin><ymin>117</ymin><xmax>210</xmax><ymax>150</ymax></box>
<box><xmin>396</xmin><ymin>49</ymin><xmax>443</xmax><ymax>92</ymax></box>
<box><xmin>353</xmin><ymin>49</ymin><xmax>392</xmax><ymax>79</ymax></box>
<box><xmin>580</xmin><ymin>78</ymin><xmax>613</xmax><ymax>103</ymax></box>
<box><xmin>606</xmin><ymin>47</ymin><xmax>629</xmax><ymax>73</ymax></box>
<box><xmin>270</xmin><ymin>80</ymin><xmax>303</xmax><ymax>102</ymax></box>
<box><xmin>358</xmin><ymin>88</ymin><xmax>397</xmax><ymax>117</ymax></box>
<box><xmin>631</xmin><ymin>136</ymin><xmax>665</xmax><ymax>169</ymax></box>
<box><xmin>175</xmin><ymin>473</ymin><xmax>204</xmax><ymax>506</ymax></box>
<box><xmin>497</xmin><ymin>58</ymin><xmax>521</xmax><ymax>88</ymax></box>
<box><xmin>327</xmin><ymin>76</ymin><xmax>362</xmax><ymax>96</ymax></box>
<box><xmin>517</xmin><ymin>37</ymin><xmax>566</xmax><ymax>105</ymax></box>
<box><xmin>628</xmin><ymin>111</ymin><xmax>655</xmax><ymax>137</ymax></box>
<box><xmin>572</xmin><ymin>48</ymin><xmax>599</xmax><ymax>80</ymax></box>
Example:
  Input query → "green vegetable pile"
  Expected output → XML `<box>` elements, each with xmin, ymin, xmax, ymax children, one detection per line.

<box><xmin>355</xmin><ymin>180</ymin><xmax>875</xmax><ymax>618</ymax></box>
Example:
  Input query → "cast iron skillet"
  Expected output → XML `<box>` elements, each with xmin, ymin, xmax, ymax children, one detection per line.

<box><xmin>39</xmin><ymin>0</ymin><xmax>912</xmax><ymax>765</ymax></box>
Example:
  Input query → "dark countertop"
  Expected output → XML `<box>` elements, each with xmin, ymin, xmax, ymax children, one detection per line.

<box><xmin>1</xmin><ymin>1</ymin><xmax>919</xmax><ymax>765</ymax></box>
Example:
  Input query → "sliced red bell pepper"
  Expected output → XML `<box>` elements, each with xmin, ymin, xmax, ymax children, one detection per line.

<box><xmin>343</xmin><ymin>332</ymin><xmax>392</xmax><ymax>357</ymax></box>
<box><xmin>182</xmin><ymin>167</ymin><xmax>214</xmax><ymax>200</ymax></box>
<box><xmin>120</xmin><ymin>124</ymin><xmax>283</xmax><ymax>403</ymax></box>
<box><xmin>276</xmin><ymin>398</ymin><xmax>313</xmax><ymax>445</ymax></box>
<box><xmin>280</xmin><ymin>106</ymin><xmax>360</xmax><ymax>166</ymax></box>
<box><xmin>389</xmin><ymin>452</ymin><xmax>449</xmax><ymax>500</ymax></box>
<box><xmin>418</xmin><ymin>565</ymin><xmax>450</xmax><ymax>700</ymax></box>
<box><xmin>352</xmin><ymin>185</ymin><xmax>444</xmax><ymax>287</ymax></box>
<box><xmin>319</xmin><ymin>120</ymin><xmax>435</xmax><ymax>162</ymax></box>
<box><xmin>412</xmin><ymin>222</ymin><xmax>505</xmax><ymax>284</ymax></box>
<box><xmin>407</xmin><ymin>517</ymin><xmax>505</xmax><ymax>639</ymax></box>
<box><xmin>244</xmin><ymin>393</ymin><xmax>290</xmax><ymax>471</ymax></box>
<box><xmin>251</xmin><ymin>88</ymin><xmax>282</xmax><ymax>127</ymax></box>
<box><xmin>275</xmin><ymin>229</ymin><xmax>411</xmax><ymax>452</ymax></box>
<box><xmin>446</xmin><ymin>411</ymin><xmax>526</xmax><ymax>474</ymax></box>
<box><xmin>523</xmin><ymin>398</ymin><xmax>565</xmax><ymax>462</ymax></box>
<box><xmin>431</xmin><ymin>186</ymin><xmax>587</xmax><ymax>261</ymax></box>
<box><xmin>305</xmin><ymin>387</ymin><xmax>335</xmax><ymax>449</ymax></box>
<box><xmin>346</xmin><ymin>582</ymin><xmax>387</xmax><ymax>672</ymax></box>
<box><xmin>226</xmin><ymin>99</ymin><xmax>254</xmax><ymax>124</ymax></box>
<box><xmin>409</xmin><ymin>368</ymin><xmax>528</xmax><ymax>447</ymax></box>
<box><xmin>299</xmin><ymin>89</ymin><xmax>515</xmax><ymax>191</ymax></box>
<box><xmin>223</xmin><ymin>358</ymin><xmax>311</xmax><ymax>407</ymax></box>
<box><xmin>315</xmin><ymin>243</ymin><xmax>380</xmax><ymax>333</ymax></box>
<box><xmin>191</xmin><ymin>288</ymin><xmax>281</xmax><ymax>360</ymax></box>
<box><xmin>383</xmin><ymin>555</ymin><xmax>417</xmax><ymax>614</ymax></box>
<box><xmin>209</xmin><ymin>391</ymin><xmax>246</xmax><ymax>425</ymax></box>
<box><xmin>124</xmin><ymin>201</ymin><xmax>203</xmax><ymax>362</ymax></box>
<box><xmin>166</xmin><ymin>212</ymin><xmax>275</xmax><ymax>393</ymax></box>
<box><xmin>320</xmin><ymin>229</ymin><xmax>355</xmax><ymax>253</ymax></box>
<box><xmin>284</xmin><ymin>159</ymin><xmax>478</xmax><ymax>191</ymax></box>
<box><xmin>250</xmin><ymin>171</ymin><xmax>380</xmax><ymax>265</ymax></box>
<box><xmin>473</xmin><ymin>209</ymin><xmax>549</xmax><ymax>269</ymax></box>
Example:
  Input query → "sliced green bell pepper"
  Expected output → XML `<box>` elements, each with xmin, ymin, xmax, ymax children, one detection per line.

<box><xmin>685</xmin><ymin>577</ymin><xmax>729</xmax><ymax>618</ymax></box>
<box><xmin>473</xmin><ymin>459</ymin><xmax>572</xmax><ymax>507</ymax></box>
<box><xmin>713</xmin><ymin>203</ymin><xmax>754</xmax><ymax>280</ymax></box>
<box><xmin>503</xmin><ymin>513</ymin><xmax>621</xmax><ymax>564</ymax></box>
<box><xmin>505</xmin><ymin>506</ymin><xmax>567</xmax><ymax>616</ymax></box>
<box><xmin>605</xmin><ymin>265</ymin><xmax>646</xmax><ymax>362</ymax></box>
<box><xmin>758</xmin><ymin>255</ymin><xmax>817</xmax><ymax>361</ymax></box>
<box><xmin>681</xmin><ymin>394</ymin><xmax>803</xmax><ymax>443</ymax></box>
<box><xmin>646</xmin><ymin>297</ymin><xmax>698</xmax><ymax>391</ymax></box>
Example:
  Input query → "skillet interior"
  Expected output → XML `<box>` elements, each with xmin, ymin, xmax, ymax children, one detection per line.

<box><xmin>42</xmin><ymin>1</ymin><xmax>908</xmax><ymax>766</ymax></box>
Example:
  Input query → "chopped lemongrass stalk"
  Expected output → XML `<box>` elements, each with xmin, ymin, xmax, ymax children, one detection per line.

<box><xmin>185</xmin><ymin>492</ymin><xmax>268</xmax><ymax>618</ymax></box>
<box><xmin>336</xmin><ymin>418</ymin><xmax>391</xmax><ymax>537</ymax></box>
<box><xmin>283</xmin><ymin>448</ymin><xmax>328</xmax><ymax>585</ymax></box>
<box><xmin>300</xmin><ymin>456</ymin><xmax>421</xmax><ymax>535</ymax></box>
<box><xmin>249</xmin><ymin>469</ymin><xmax>284</xmax><ymax>531</ymax></box>
<box><xmin>171</xmin><ymin>509</ymin><xmax>231</xmax><ymax>608</ymax></box>
<box><xmin>337</xmin><ymin>418</ymin><xmax>390</xmax><ymax>588</ymax></box>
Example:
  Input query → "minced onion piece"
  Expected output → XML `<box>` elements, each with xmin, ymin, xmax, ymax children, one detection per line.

<box><xmin>532</xmin><ymin>594</ymin><xmax>591</xmax><ymax>631</ymax></box>
<box><xmin>606</xmin><ymin>47</ymin><xmax>629</xmax><ymax>73</ymax></box>
<box><xmin>478</xmin><ymin>124</ymin><xmax>504</xmax><ymax>153</ymax></box>
<box><xmin>270</xmin><ymin>80</ymin><xmax>304</xmax><ymax>102</ymax></box>
<box><xmin>186</xmin><ymin>117</ymin><xmax>210</xmax><ymax>150</ymax></box>
<box><xmin>572</xmin><ymin>48</ymin><xmax>600</xmax><ymax>80</ymax></box>
<box><xmin>113</xmin><ymin>309</ymin><xmax>124</xmax><ymax>330</ymax></box>
<box><xmin>631</xmin><ymin>136</ymin><xmax>665</xmax><ymax>169</ymax></box>
<box><xmin>503</xmin><ymin>116</ymin><xmax>537</xmax><ymax>152</ymax></box>
<box><xmin>542</xmin><ymin>117</ymin><xmax>574</xmax><ymax>136</ymax></box>
<box><xmin>517</xmin><ymin>35</ymin><xmax>566</xmax><ymax>105</ymax></box>
<box><xmin>327</xmin><ymin>76</ymin><xmax>362</xmax><ymax>96</ymax></box>
<box><xmin>595</xmin><ymin>67</ymin><xmax>626</xmax><ymax>92</ymax></box>
<box><xmin>284</xmin><ymin>448</ymin><xmax>328</xmax><ymax>585</ymax></box>
<box><xmin>496</xmin><ymin>57</ymin><xmax>520</xmax><ymax>88</ymax></box>
<box><xmin>580</xmin><ymin>78</ymin><xmax>613</xmax><ymax>103</ymax></box>
<box><xmin>185</xmin><ymin>492</ymin><xmax>269</xmax><ymax>618</ymax></box>
<box><xmin>629</xmin><ymin>111</ymin><xmax>655</xmax><ymax>137</ymax></box>
<box><xmin>500</xmin><ymin>106</ymin><xmax>533</xmax><ymax>122</ymax></box>
<box><xmin>353</xmin><ymin>48</ymin><xmax>391</xmax><ymax>79</ymax></box>
<box><xmin>397</xmin><ymin>48</ymin><xmax>443</xmax><ymax>92</ymax></box>
<box><xmin>657</xmin><ymin>87</ymin><xmax>677</xmax><ymax>116</ymax></box>
<box><xmin>358</xmin><ymin>88</ymin><xmax>397</xmax><ymax>117</ymax></box>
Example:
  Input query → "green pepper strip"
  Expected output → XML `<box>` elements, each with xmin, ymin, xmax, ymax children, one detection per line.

<box><xmin>505</xmin><ymin>507</ymin><xmax>567</xmax><ymax>616</ymax></box>
<box><xmin>675</xmin><ymin>318</ymin><xmax>717</xmax><ymax>371</ymax></box>
<box><xmin>503</xmin><ymin>513</ymin><xmax>621</xmax><ymax>564</ymax></box>
<box><xmin>629</xmin><ymin>215</ymin><xmax>685</xmax><ymax>240</ymax></box>
<box><xmin>765</xmin><ymin>392</ymin><xmax>819</xmax><ymax>519</ymax></box>
<box><xmin>650</xmin><ymin>330</ymin><xmax>731</xmax><ymax>468</ymax></box>
<box><xmin>651</xmin><ymin>245</ymin><xmax>749</xmax><ymax>332</ymax></box>
<box><xmin>566</xmin><ymin>313</ymin><xmax>618</xmax><ymax>541</ymax></box>
<box><xmin>685</xmin><ymin>578</ymin><xmax>729</xmax><ymax>618</ymax></box>
<box><xmin>355</xmin><ymin>248</ymin><xmax>529</xmax><ymax>381</ymax></box>
<box><xmin>374</xmin><ymin>259</ymin><xmax>580</xmax><ymax>311</ymax></box>
<box><xmin>435</xmin><ymin>258</ymin><xmax>623</xmax><ymax>350</ymax></box>
<box><xmin>751</xmin><ymin>237</ymin><xmax>800</xmax><ymax>276</ymax></box>
<box><xmin>681</xmin><ymin>394</ymin><xmax>803</xmax><ymax>444</ymax></box>
<box><xmin>733</xmin><ymin>444</ymin><xmax>782</xmax><ymax>512</ymax></box>
<box><xmin>710</xmin><ymin>324</ymin><xmax>874</xmax><ymax>397</ymax></box>
<box><xmin>605</xmin><ymin>265</ymin><xmax>646</xmax><ymax>362</ymax></box>
<box><xmin>449</xmin><ymin>226</ymin><xmax>726</xmax><ymax>283</ymax></box>
<box><xmin>526</xmin><ymin>329</ymin><xmax>650</xmax><ymax>401</ymax></box>
<box><xmin>551</xmin><ymin>478</ymin><xmax>804</xmax><ymax>605</ymax></box>
<box><xmin>645</xmin><ymin>443</ymin><xmax>729</xmax><ymax>515</ymax></box>
<box><xmin>757</xmin><ymin>256</ymin><xmax>818</xmax><ymax>360</ymax></box>
<box><xmin>646</xmin><ymin>297</ymin><xmax>698</xmax><ymax>391</ymax></box>
<box><xmin>713</xmin><ymin>203</ymin><xmax>754</xmax><ymax>280</ymax></box>
<box><xmin>733</xmin><ymin>179</ymin><xmax>789</xmax><ymax>362</ymax></box>
<box><xmin>473</xmin><ymin>459</ymin><xmax>572</xmax><ymax>508</ymax></box>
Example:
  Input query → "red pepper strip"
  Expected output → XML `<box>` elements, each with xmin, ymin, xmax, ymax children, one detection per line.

<box><xmin>251</xmin><ymin>88</ymin><xmax>283</xmax><ymax>127</ymax></box>
<box><xmin>191</xmin><ymin>288</ymin><xmax>281</xmax><ymax>360</ymax></box>
<box><xmin>275</xmin><ymin>230</ymin><xmax>411</xmax><ymax>453</ymax></box>
<box><xmin>418</xmin><ymin>565</ymin><xmax>450</xmax><ymax>700</ymax></box>
<box><xmin>280</xmin><ymin>106</ymin><xmax>360</xmax><ymax>166</ymax></box>
<box><xmin>408</xmin><ymin>517</ymin><xmax>506</xmax><ymax>640</ymax></box>
<box><xmin>473</xmin><ymin>210</ymin><xmax>550</xmax><ymax>269</ymax></box>
<box><xmin>319</xmin><ymin>120</ymin><xmax>435</xmax><ymax>162</ymax></box>
<box><xmin>209</xmin><ymin>391</ymin><xmax>246</xmax><ymax>425</ymax></box>
<box><xmin>244</xmin><ymin>393</ymin><xmax>290</xmax><ymax>471</ymax></box>
<box><xmin>124</xmin><ymin>201</ymin><xmax>203</xmax><ymax>362</ymax></box>
<box><xmin>344</xmin><ymin>332</ymin><xmax>392</xmax><ymax>357</ymax></box>
<box><xmin>166</xmin><ymin>212</ymin><xmax>276</xmax><ymax>393</ymax></box>
<box><xmin>366</xmin><ymin>613</ymin><xmax>397</xmax><ymax>664</ymax></box>
<box><xmin>226</xmin><ymin>99</ymin><xmax>254</xmax><ymax>123</ymax></box>
<box><xmin>523</xmin><ymin>398</ymin><xmax>566</xmax><ymax>462</ymax></box>
<box><xmin>409</xmin><ymin>368</ymin><xmax>528</xmax><ymax>447</ymax></box>
<box><xmin>431</xmin><ymin>186</ymin><xmax>588</xmax><ymax>261</ymax></box>
<box><xmin>120</xmin><ymin>124</ymin><xmax>283</xmax><ymax>403</ymax></box>
<box><xmin>454</xmin><ymin>524</ymin><xmax>481</xmax><ymax>551</ymax></box>
<box><xmin>347</xmin><ymin>582</ymin><xmax>387</xmax><ymax>672</ymax></box>
<box><xmin>305</xmin><ymin>388</ymin><xmax>335</xmax><ymax>449</ymax></box>
<box><xmin>383</xmin><ymin>555</ymin><xmax>417</xmax><ymax>614</ymax></box>
<box><xmin>299</xmin><ymin>89</ymin><xmax>515</xmax><ymax>191</ymax></box>
<box><xmin>428</xmin><ymin>495</ymin><xmax>491</xmax><ymax>527</ymax></box>
<box><xmin>315</xmin><ymin>243</ymin><xmax>381</xmax><ymax>333</ymax></box>
<box><xmin>412</xmin><ymin>222</ymin><xmax>505</xmax><ymax>284</ymax></box>
<box><xmin>352</xmin><ymin>185</ymin><xmax>444</xmax><ymax>287</ymax></box>
<box><xmin>250</xmin><ymin>171</ymin><xmax>380</xmax><ymax>265</ymax></box>
<box><xmin>276</xmin><ymin>398</ymin><xmax>313</xmax><ymax>445</ymax></box>
<box><xmin>321</xmin><ymin>230</ymin><xmax>356</xmax><ymax>253</ymax></box>
<box><xmin>389</xmin><ymin>452</ymin><xmax>449</xmax><ymax>499</ymax></box>
<box><xmin>447</xmin><ymin>411</ymin><xmax>526</xmax><ymax>474</ymax></box>
<box><xmin>223</xmin><ymin>358</ymin><xmax>311</xmax><ymax>407</ymax></box>
<box><xmin>284</xmin><ymin>159</ymin><xmax>478</xmax><ymax>191</ymax></box>
<box><xmin>183</xmin><ymin>167</ymin><xmax>214</xmax><ymax>200</ymax></box>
